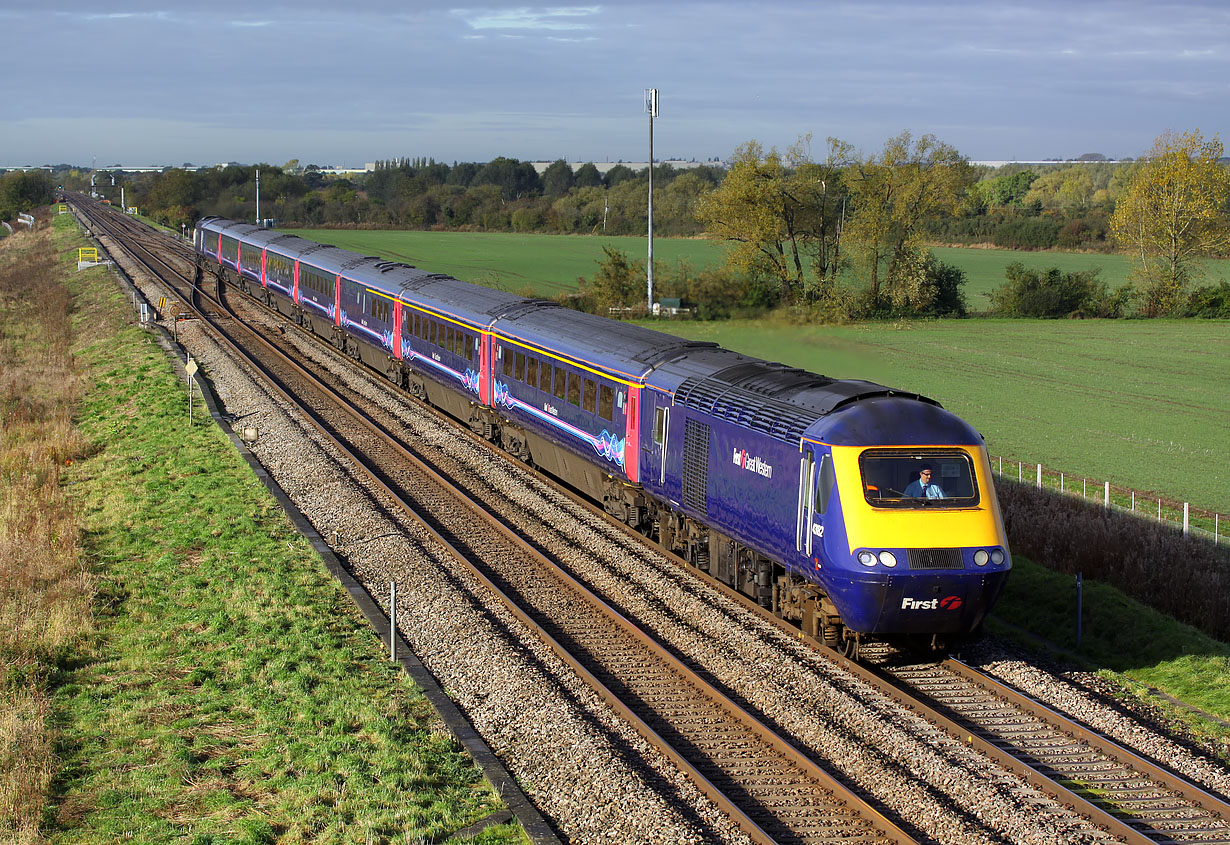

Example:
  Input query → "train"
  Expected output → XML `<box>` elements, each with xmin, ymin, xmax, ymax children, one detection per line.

<box><xmin>194</xmin><ymin>217</ymin><xmax>1011</xmax><ymax>657</ymax></box>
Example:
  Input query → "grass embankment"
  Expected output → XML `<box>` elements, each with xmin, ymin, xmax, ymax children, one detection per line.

<box><xmin>1</xmin><ymin>216</ymin><xmax>520</xmax><ymax>843</ymax></box>
<box><xmin>0</xmin><ymin>218</ymin><xmax>91</xmax><ymax>843</ymax></box>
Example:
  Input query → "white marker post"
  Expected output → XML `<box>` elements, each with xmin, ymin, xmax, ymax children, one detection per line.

<box><xmin>186</xmin><ymin>357</ymin><xmax>199</xmax><ymax>424</ymax></box>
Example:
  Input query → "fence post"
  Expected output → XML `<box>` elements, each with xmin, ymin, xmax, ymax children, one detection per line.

<box><xmin>1131</xmin><ymin>491</ymin><xmax>1135</xmax><ymax>512</ymax></box>
<box><xmin>1158</xmin><ymin>498</ymin><xmax>1162</xmax><ymax>522</ymax></box>
<box><xmin>1018</xmin><ymin>461</ymin><xmax>1022</xmax><ymax>483</ymax></box>
<box><xmin>1217</xmin><ymin>514</ymin><xmax>1220</xmax><ymax>544</ymax></box>
<box><xmin>1075</xmin><ymin>572</ymin><xmax>1083</xmax><ymax>649</ymax></box>
<box><xmin>1037</xmin><ymin>463</ymin><xmax>1042</xmax><ymax>490</ymax></box>
<box><xmin>1183</xmin><ymin>503</ymin><xmax>1189</xmax><ymax>536</ymax></box>
<box><xmin>1060</xmin><ymin>472</ymin><xmax>1064</xmax><ymax>493</ymax></box>
<box><xmin>390</xmin><ymin>580</ymin><xmax>397</xmax><ymax>662</ymax></box>
<box><xmin>1104</xmin><ymin>481</ymin><xmax>1110</xmax><ymax>509</ymax></box>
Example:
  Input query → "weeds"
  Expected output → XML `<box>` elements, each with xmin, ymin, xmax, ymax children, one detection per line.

<box><xmin>0</xmin><ymin>226</ymin><xmax>93</xmax><ymax>844</ymax></box>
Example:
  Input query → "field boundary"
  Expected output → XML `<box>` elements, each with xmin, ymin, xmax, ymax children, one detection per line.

<box><xmin>992</xmin><ymin>455</ymin><xmax>1224</xmax><ymax>545</ymax></box>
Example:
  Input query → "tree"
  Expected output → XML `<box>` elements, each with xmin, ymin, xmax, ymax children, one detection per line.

<box><xmin>574</xmin><ymin>162</ymin><xmax>603</xmax><ymax>188</ymax></box>
<box><xmin>472</xmin><ymin>157</ymin><xmax>541</xmax><ymax>201</ymax></box>
<box><xmin>582</xmin><ymin>247</ymin><xmax>644</xmax><ymax>312</ymax></box>
<box><xmin>844</xmin><ymin>131</ymin><xmax>971</xmax><ymax>311</ymax></box>
<box><xmin>541</xmin><ymin>159</ymin><xmax>575</xmax><ymax>197</ymax></box>
<box><xmin>694</xmin><ymin>137</ymin><xmax>846</xmax><ymax>302</ymax></box>
<box><xmin>1111</xmin><ymin>130</ymin><xmax>1230</xmax><ymax>316</ymax></box>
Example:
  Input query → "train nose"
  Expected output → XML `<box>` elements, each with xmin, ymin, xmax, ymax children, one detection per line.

<box><xmin>875</xmin><ymin>571</ymin><xmax>1007</xmax><ymax>635</ymax></box>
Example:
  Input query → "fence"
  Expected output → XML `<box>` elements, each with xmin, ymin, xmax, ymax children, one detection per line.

<box><xmin>991</xmin><ymin>456</ymin><xmax>1223</xmax><ymax>545</ymax></box>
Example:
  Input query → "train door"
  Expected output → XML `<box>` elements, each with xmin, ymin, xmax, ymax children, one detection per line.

<box><xmin>643</xmin><ymin>390</ymin><xmax>671</xmax><ymax>488</ymax></box>
<box><xmin>796</xmin><ymin>444</ymin><xmax>834</xmax><ymax>561</ymax></box>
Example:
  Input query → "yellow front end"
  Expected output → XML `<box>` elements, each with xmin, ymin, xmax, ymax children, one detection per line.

<box><xmin>830</xmin><ymin>444</ymin><xmax>1006</xmax><ymax>552</ymax></box>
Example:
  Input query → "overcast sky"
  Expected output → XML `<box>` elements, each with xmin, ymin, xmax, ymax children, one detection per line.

<box><xmin>2</xmin><ymin>1</ymin><xmax>1227</xmax><ymax>168</ymax></box>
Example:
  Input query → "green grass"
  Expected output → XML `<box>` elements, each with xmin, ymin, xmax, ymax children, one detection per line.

<box><xmin>646</xmin><ymin>317</ymin><xmax>1229</xmax><ymax>514</ymax></box>
<box><xmin>287</xmin><ymin>228</ymin><xmax>723</xmax><ymax>298</ymax></box>
<box><xmin>989</xmin><ymin>555</ymin><xmax>1230</xmax><ymax>752</ymax></box>
<box><xmin>47</xmin><ymin>215</ymin><xmax>518</xmax><ymax>843</ymax></box>
<box><xmin>284</xmin><ymin>229</ymin><xmax>1230</xmax><ymax>312</ymax></box>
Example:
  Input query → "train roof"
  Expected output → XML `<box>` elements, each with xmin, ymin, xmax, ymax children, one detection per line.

<box><xmin>492</xmin><ymin>306</ymin><xmax>715</xmax><ymax>383</ymax></box>
<box><xmin>648</xmin><ymin>349</ymin><xmax>942</xmax><ymax>445</ymax></box>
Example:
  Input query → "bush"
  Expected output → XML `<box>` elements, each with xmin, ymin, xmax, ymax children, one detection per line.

<box><xmin>1185</xmin><ymin>281</ymin><xmax>1230</xmax><ymax>318</ymax></box>
<box><xmin>990</xmin><ymin>262</ymin><xmax>1130</xmax><ymax>318</ymax></box>
<box><xmin>991</xmin><ymin>217</ymin><xmax>1062</xmax><ymax>250</ymax></box>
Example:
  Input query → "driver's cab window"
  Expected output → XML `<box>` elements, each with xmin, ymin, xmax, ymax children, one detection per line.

<box><xmin>858</xmin><ymin>449</ymin><xmax>978</xmax><ymax>508</ymax></box>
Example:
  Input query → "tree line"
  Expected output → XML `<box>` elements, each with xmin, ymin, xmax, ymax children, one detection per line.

<box><xmin>12</xmin><ymin>128</ymin><xmax>1229</xmax><ymax>319</ymax></box>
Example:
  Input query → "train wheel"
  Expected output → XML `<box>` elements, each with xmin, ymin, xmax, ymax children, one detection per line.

<box><xmin>842</xmin><ymin>631</ymin><xmax>862</xmax><ymax>661</ymax></box>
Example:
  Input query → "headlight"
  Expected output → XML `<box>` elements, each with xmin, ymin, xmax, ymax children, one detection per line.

<box><xmin>878</xmin><ymin>551</ymin><xmax>897</xmax><ymax>567</ymax></box>
<box><xmin>858</xmin><ymin>551</ymin><xmax>876</xmax><ymax>566</ymax></box>
<box><xmin>974</xmin><ymin>550</ymin><xmax>989</xmax><ymax>566</ymax></box>
<box><xmin>990</xmin><ymin>549</ymin><xmax>1005</xmax><ymax>565</ymax></box>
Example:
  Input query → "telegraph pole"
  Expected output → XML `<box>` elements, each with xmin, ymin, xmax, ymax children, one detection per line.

<box><xmin>645</xmin><ymin>88</ymin><xmax>658</xmax><ymax>313</ymax></box>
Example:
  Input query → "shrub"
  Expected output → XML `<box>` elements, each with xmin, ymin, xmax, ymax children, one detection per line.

<box><xmin>1185</xmin><ymin>281</ymin><xmax>1230</xmax><ymax>318</ymax></box>
<box><xmin>990</xmin><ymin>262</ymin><xmax>1128</xmax><ymax>318</ymax></box>
<box><xmin>991</xmin><ymin>217</ymin><xmax>1062</xmax><ymax>250</ymax></box>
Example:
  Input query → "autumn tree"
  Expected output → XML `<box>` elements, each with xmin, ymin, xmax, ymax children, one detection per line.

<box><xmin>843</xmin><ymin>131</ymin><xmax>971</xmax><ymax>311</ymax></box>
<box><xmin>695</xmin><ymin>137</ymin><xmax>847</xmax><ymax>303</ymax></box>
<box><xmin>1111</xmin><ymin>130</ymin><xmax>1230</xmax><ymax>316</ymax></box>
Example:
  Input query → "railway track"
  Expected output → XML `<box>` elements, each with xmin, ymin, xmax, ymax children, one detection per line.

<box><xmin>69</xmin><ymin>196</ymin><xmax>1230</xmax><ymax>844</ymax></box>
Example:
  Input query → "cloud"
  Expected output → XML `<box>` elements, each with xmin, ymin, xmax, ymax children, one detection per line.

<box><xmin>453</xmin><ymin>6</ymin><xmax>600</xmax><ymax>31</ymax></box>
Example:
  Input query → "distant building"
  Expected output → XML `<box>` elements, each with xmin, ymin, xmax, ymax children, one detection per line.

<box><xmin>529</xmin><ymin>160</ymin><xmax>711</xmax><ymax>175</ymax></box>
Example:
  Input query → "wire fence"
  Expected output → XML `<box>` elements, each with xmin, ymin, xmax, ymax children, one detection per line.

<box><xmin>991</xmin><ymin>456</ymin><xmax>1223</xmax><ymax>545</ymax></box>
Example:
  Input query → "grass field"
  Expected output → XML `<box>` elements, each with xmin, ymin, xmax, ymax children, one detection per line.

<box><xmin>286</xmin><ymin>228</ymin><xmax>1230</xmax><ymax>311</ymax></box>
<box><xmin>289</xmin><ymin>228</ymin><xmax>721</xmax><ymax>298</ymax></box>
<box><xmin>647</xmin><ymin>317</ymin><xmax>1229</xmax><ymax>514</ymax></box>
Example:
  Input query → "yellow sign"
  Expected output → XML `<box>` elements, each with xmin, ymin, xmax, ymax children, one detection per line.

<box><xmin>57</xmin><ymin>204</ymin><xmax>67</xmax><ymax>213</ymax></box>
<box><xmin>158</xmin><ymin>296</ymin><xmax>166</xmax><ymax>310</ymax></box>
<box><xmin>77</xmin><ymin>247</ymin><xmax>98</xmax><ymax>262</ymax></box>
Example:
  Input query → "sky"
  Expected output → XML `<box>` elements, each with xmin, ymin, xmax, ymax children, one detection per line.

<box><xmin>1</xmin><ymin>1</ymin><xmax>1228</xmax><ymax>168</ymax></box>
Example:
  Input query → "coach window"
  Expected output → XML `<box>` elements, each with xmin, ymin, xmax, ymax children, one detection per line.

<box><xmin>466</xmin><ymin>334</ymin><xmax>476</xmax><ymax>361</ymax></box>
<box><xmin>513</xmin><ymin>351</ymin><xmax>525</xmax><ymax>382</ymax></box>
<box><xmin>599</xmin><ymin>384</ymin><xmax>614</xmax><ymax>420</ymax></box>
<box><xmin>553</xmin><ymin>365</ymin><xmax>567</xmax><ymax>399</ymax></box>
<box><xmin>540</xmin><ymin>360</ymin><xmax>553</xmax><ymax>392</ymax></box>
<box><xmin>583</xmin><ymin>378</ymin><xmax>597</xmax><ymax>414</ymax></box>
<box><xmin>445</xmin><ymin>325</ymin><xmax>454</xmax><ymax>354</ymax></box>
<box><xmin>431</xmin><ymin>320</ymin><xmax>441</xmax><ymax>346</ymax></box>
<box><xmin>567</xmin><ymin>372</ymin><xmax>581</xmax><ymax>407</ymax></box>
<box><xmin>372</xmin><ymin>297</ymin><xmax>390</xmax><ymax>324</ymax></box>
<box><xmin>526</xmin><ymin>357</ymin><xmax>539</xmax><ymax>389</ymax></box>
<box><xmin>501</xmin><ymin>345</ymin><xmax>513</xmax><ymax>377</ymax></box>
